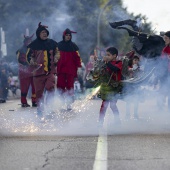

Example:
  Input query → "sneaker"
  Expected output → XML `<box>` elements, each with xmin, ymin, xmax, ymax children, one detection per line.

<box><xmin>32</xmin><ymin>102</ymin><xmax>37</xmax><ymax>107</ymax></box>
<box><xmin>22</xmin><ymin>103</ymin><xmax>30</xmax><ymax>107</ymax></box>
<box><xmin>0</xmin><ymin>99</ymin><xmax>6</xmax><ymax>103</ymax></box>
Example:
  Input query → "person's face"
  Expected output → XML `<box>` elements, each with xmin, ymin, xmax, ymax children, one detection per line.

<box><xmin>24</xmin><ymin>39</ymin><xmax>32</xmax><ymax>46</ymax></box>
<box><xmin>133</xmin><ymin>58</ymin><xmax>139</xmax><ymax>65</ymax></box>
<box><xmin>163</xmin><ymin>35</ymin><xmax>170</xmax><ymax>46</ymax></box>
<box><xmin>1</xmin><ymin>69</ymin><xmax>5</xmax><ymax>74</ymax></box>
<box><xmin>106</xmin><ymin>51</ymin><xmax>117</xmax><ymax>61</ymax></box>
<box><xmin>100</xmin><ymin>51</ymin><xmax>106</xmax><ymax>57</ymax></box>
<box><xmin>89</xmin><ymin>55</ymin><xmax>95</xmax><ymax>62</ymax></box>
<box><xmin>64</xmin><ymin>34</ymin><xmax>71</xmax><ymax>41</ymax></box>
<box><xmin>40</xmin><ymin>30</ymin><xmax>48</xmax><ymax>40</ymax></box>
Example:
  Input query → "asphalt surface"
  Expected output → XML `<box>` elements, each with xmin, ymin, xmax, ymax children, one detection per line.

<box><xmin>1</xmin><ymin>96</ymin><xmax>170</xmax><ymax>170</ymax></box>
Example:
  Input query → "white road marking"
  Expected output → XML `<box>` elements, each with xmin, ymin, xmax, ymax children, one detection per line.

<box><xmin>93</xmin><ymin>111</ymin><xmax>108</xmax><ymax>170</ymax></box>
<box><xmin>93</xmin><ymin>131</ymin><xmax>108</xmax><ymax>170</ymax></box>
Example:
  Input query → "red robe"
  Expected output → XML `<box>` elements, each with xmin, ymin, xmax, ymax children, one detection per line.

<box><xmin>56</xmin><ymin>39</ymin><xmax>81</xmax><ymax>94</ymax></box>
<box><xmin>16</xmin><ymin>46</ymin><xmax>36</xmax><ymax>104</ymax></box>
<box><xmin>161</xmin><ymin>45</ymin><xmax>170</xmax><ymax>72</ymax></box>
<box><xmin>57</xmin><ymin>51</ymin><xmax>81</xmax><ymax>77</ymax></box>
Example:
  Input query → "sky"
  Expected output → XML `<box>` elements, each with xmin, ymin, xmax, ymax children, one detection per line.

<box><xmin>122</xmin><ymin>0</ymin><xmax>170</xmax><ymax>34</ymax></box>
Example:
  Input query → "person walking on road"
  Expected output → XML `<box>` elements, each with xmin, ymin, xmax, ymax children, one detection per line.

<box><xmin>57</xmin><ymin>28</ymin><xmax>82</xmax><ymax>110</ymax></box>
<box><xmin>26</xmin><ymin>22</ymin><xmax>59</xmax><ymax>119</ymax></box>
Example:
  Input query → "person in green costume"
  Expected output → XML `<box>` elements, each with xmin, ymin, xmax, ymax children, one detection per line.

<box><xmin>97</xmin><ymin>47</ymin><xmax>123</xmax><ymax>126</ymax></box>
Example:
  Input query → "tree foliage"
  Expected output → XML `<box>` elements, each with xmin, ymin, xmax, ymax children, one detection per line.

<box><xmin>0</xmin><ymin>0</ymin><xmax>153</xmax><ymax>63</ymax></box>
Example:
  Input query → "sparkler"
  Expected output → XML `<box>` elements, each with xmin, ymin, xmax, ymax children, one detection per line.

<box><xmin>71</xmin><ymin>86</ymin><xmax>101</xmax><ymax>113</ymax></box>
<box><xmin>86</xmin><ymin>86</ymin><xmax>101</xmax><ymax>100</ymax></box>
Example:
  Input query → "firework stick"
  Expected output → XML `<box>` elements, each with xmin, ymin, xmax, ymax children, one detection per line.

<box><xmin>31</xmin><ymin>64</ymin><xmax>42</xmax><ymax>73</ymax></box>
<box><xmin>94</xmin><ymin>48</ymin><xmax>98</xmax><ymax>61</ymax></box>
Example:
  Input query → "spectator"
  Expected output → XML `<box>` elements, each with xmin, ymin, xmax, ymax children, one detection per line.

<box><xmin>0</xmin><ymin>66</ymin><xmax>9</xmax><ymax>103</ymax></box>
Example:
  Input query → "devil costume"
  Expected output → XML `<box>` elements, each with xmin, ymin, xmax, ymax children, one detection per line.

<box><xmin>99</xmin><ymin>57</ymin><xmax>122</xmax><ymax>126</ymax></box>
<box><xmin>16</xmin><ymin>34</ymin><xmax>37</xmax><ymax>107</ymax></box>
<box><xmin>57</xmin><ymin>28</ymin><xmax>81</xmax><ymax>110</ymax></box>
<box><xmin>26</xmin><ymin>22</ymin><xmax>58</xmax><ymax>118</ymax></box>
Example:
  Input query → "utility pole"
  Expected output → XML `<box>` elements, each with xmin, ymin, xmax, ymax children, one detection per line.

<box><xmin>97</xmin><ymin>0</ymin><xmax>113</xmax><ymax>55</ymax></box>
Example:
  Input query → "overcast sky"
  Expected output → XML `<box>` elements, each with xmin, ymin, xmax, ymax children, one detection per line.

<box><xmin>122</xmin><ymin>0</ymin><xmax>170</xmax><ymax>33</ymax></box>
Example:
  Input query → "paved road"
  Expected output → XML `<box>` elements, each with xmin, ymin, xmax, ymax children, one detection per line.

<box><xmin>1</xmin><ymin>97</ymin><xmax>170</xmax><ymax>170</ymax></box>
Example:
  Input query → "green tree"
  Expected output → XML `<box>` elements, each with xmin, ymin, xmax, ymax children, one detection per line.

<box><xmin>0</xmin><ymin>0</ymin><xmax>153</xmax><ymax>64</ymax></box>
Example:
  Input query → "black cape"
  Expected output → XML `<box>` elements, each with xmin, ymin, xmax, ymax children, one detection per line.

<box><xmin>58</xmin><ymin>40</ymin><xmax>79</xmax><ymax>52</ymax></box>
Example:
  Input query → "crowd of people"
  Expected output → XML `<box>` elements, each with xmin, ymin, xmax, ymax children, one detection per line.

<box><xmin>0</xmin><ymin>59</ymin><xmax>20</xmax><ymax>103</ymax></box>
<box><xmin>1</xmin><ymin>20</ymin><xmax>170</xmax><ymax>126</ymax></box>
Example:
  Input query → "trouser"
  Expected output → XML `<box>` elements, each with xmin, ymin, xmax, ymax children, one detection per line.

<box><xmin>99</xmin><ymin>99</ymin><xmax>119</xmax><ymax>124</ymax></box>
<box><xmin>158</xmin><ymin>75</ymin><xmax>170</xmax><ymax>112</ymax></box>
<box><xmin>57</xmin><ymin>73</ymin><xmax>75</xmax><ymax>104</ymax></box>
<box><xmin>126</xmin><ymin>100</ymin><xmax>139</xmax><ymax>118</ymax></box>
<box><xmin>33</xmin><ymin>73</ymin><xmax>55</xmax><ymax>116</ymax></box>
<box><xmin>1</xmin><ymin>86</ymin><xmax>8</xmax><ymax>100</ymax></box>
<box><xmin>20</xmin><ymin>76</ymin><xmax>36</xmax><ymax>104</ymax></box>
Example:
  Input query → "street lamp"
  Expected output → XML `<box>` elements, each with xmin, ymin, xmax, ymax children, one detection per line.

<box><xmin>97</xmin><ymin>0</ymin><xmax>113</xmax><ymax>52</ymax></box>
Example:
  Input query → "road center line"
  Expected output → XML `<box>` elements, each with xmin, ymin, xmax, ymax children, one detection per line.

<box><xmin>93</xmin><ymin>129</ymin><xmax>108</xmax><ymax>170</ymax></box>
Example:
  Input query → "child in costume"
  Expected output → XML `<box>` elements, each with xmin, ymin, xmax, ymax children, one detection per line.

<box><xmin>98</xmin><ymin>47</ymin><xmax>122</xmax><ymax>126</ymax></box>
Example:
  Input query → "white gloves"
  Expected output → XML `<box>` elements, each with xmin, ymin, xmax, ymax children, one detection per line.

<box><xmin>132</xmin><ymin>64</ymin><xmax>138</xmax><ymax>71</ymax></box>
<box><xmin>77</xmin><ymin>67</ymin><xmax>82</xmax><ymax>75</ymax></box>
<box><xmin>30</xmin><ymin>58</ymin><xmax>37</xmax><ymax>66</ymax></box>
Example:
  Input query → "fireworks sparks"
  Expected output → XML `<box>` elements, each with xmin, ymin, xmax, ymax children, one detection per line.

<box><xmin>0</xmin><ymin>86</ymin><xmax>102</xmax><ymax>135</ymax></box>
<box><xmin>2</xmin><ymin>84</ymin><xmax>170</xmax><ymax>136</ymax></box>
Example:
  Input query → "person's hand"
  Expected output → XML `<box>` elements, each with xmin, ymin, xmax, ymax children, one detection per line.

<box><xmin>103</xmin><ymin>56</ymin><xmax>108</xmax><ymax>63</ymax></box>
<box><xmin>54</xmin><ymin>47</ymin><xmax>60</xmax><ymax>63</ymax></box>
<box><xmin>132</xmin><ymin>64</ymin><xmax>138</xmax><ymax>71</ymax></box>
<box><xmin>168</xmin><ymin>55</ymin><xmax>170</xmax><ymax>60</ymax></box>
<box><xmin>94</xmin><ymin>48</ymin><xmax>98</xmax><ymax>61</ymax></box>
<box><xmin>54</xmin><ymin>55</ymin><xmax>58</xmax><ymax>63</ymax></box>
<box><xmin>30</xmin><ymin>59</ymin><xmax>37</xmax><ymax>66</ymax></box>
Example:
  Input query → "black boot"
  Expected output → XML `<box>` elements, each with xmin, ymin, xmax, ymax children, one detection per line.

<box><xmin>32</xmin><ymin>102</ymin><xmax>37</xmax><ymax>107</ymax></box>
<box><xmin>0</xmin><ymin>98</ymin><xmax>6</xmax><ymax>103</ymax></box>
<box><xmin>22</xmin><ymin>103</ymin><xmax>30</xmax><ymax>107</ymax></box>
